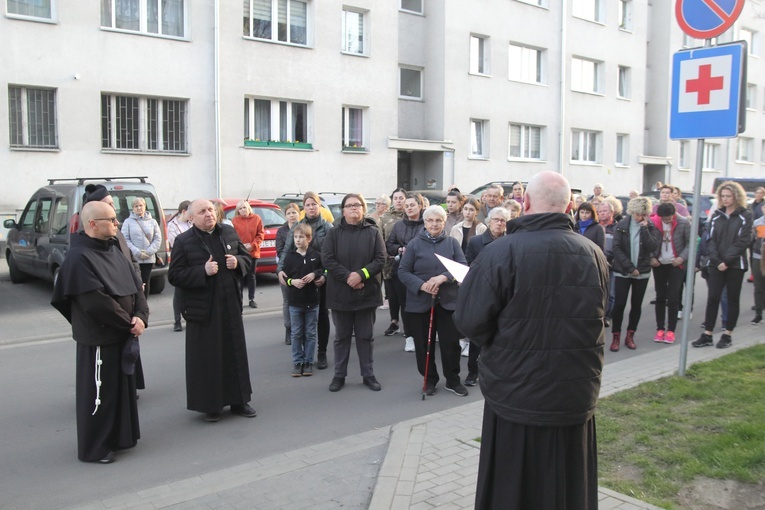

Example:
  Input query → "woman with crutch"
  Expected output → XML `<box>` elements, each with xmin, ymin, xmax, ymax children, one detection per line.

<box><xmin>398</xmin><ymin>205</ymin><xmax>468</xmax><ymax>397</ymax></box>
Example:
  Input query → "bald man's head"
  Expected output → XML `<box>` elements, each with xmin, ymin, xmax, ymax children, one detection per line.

<box><xmin>189</xmin><ymin>199</ymin><xmax>217</xmax><ymax>231</ymax></box>
<box><xmin>82</xmin><ymin>201</ymin><xmax>119</xmax><ymax>240</ymax></box>
<box><xmin>524</xmin><ymin>171</ymin><xmax>572</xmax><ymax>215</ymax></box>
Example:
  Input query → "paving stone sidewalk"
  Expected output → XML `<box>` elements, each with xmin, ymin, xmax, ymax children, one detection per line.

<box><xmin>72</xmin><ymin>332</ymin><xmax>762</xmax><ymax>510</ymax></box>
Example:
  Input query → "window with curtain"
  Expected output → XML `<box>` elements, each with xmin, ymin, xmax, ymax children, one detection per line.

<box><xmin>7</xmin><ymin>0</ymin><xmax>52</xmax><ymax>19</ymax></box>
<box><xmin>571</xmin><ymin>57</ymin><xmax>602</xmax><ymax>93</ymax></box>
<box><xmin>703</xmin><ymin>143</ymin><xmax>718</xmax><ymax>169</ymax></box>
<box><xmin>736</xmin><ymin>138</ymin><xmax>753</xmax><ymax>162</ymax></box>
<box><xmin>8</xmin><ymin>85</ymin><xmax>58</xmax><ymax>149</ymax></box>
<box><xmin>572</xmin><ymin>0</ymin><xmax>603</xmax><ymax>22</ymax></box>
<box><xmin>101</xmin><ymin>94</ymin><xmax>188</xmax><ymax>153</ymax></box>
<box><xmin>618</xmin><ymin>0</ymin><xmax>632</xmax><ymax>30</ymax></box>
<box><xmin>509</xmin><ymin>44</ymin><xmax>543</xmax><ymax>84</ymax></box>
<box><xmin>509</xmin><ymin>124</ymin><xmax>541</xmax><ymax>160</ymax></box>
<box><xmin>746</xmin><ymin>84</ymin><xmax>757</xmax><ymax>109</ymax></box>
<box><xmin>342</xmin><ymin>9</ymin><xmax>365</xmax><ymax>55</ymax></box>
<box><xmin>470</xmin><ymin>120</ymin><xmax>488</xmax><ymax>158</ymax></box>
<box><xmin>342</xmin><ymin>107</ymin><xmax>365</xmax><ymax>148</ymax></box>
<box><xmin>101</xmin><ymin>0</ymin><xmax>186</xmax><ymax>37</ymax></box>
<box><xmin>616</xmin><ymin>134</ymin><xmax>628</xmax><ymax>165</ymax></box>
<box><xmin>244</xmin><ymin>97</ymin><xmax>311</xmax><ymax>145</ymax></box>
<box><xmin>571</xmin><ymin>129</ymin><xmax>599</xmax><ymax>163</ymax></box>
<box><xmin>470</xmin><ymin>35</ymin><xmax>489</xmax><ymax>75</ymax></box>
<box><xmin>679</xmin><ymin>141</ymin><xmax>689</xmax><ymax>168</ymax></box>
<box><xmin>244</xmin><ymin>0</ymin><xmax>308</xmax><ymax>46</ymax></box>
<box><xmin>618</xmin><ymin>66</ymin><xmax>631</xmax><ymax>98</ymax></box>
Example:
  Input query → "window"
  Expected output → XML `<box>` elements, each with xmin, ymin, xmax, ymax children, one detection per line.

<box><xmin>746</xmin><ymin>83</ymin><xmax>757</xmax><ymax>110</ymax></box>
<box><xmin>736</xmin><ymin>137</ymin><xmax>753</xmax><ymax>162</ymax></box>
<box><xmin>400</xmin><ymin>0</ymin><xmax>422</xmax><ymax>14</ymax></box>
<box><xmin>617</xmin><ymin>66</ymin><xmax>631</xmax><ymax>99</ymax></box>
<box><xmin>616</xmin><ymin>134</ymin><xmax>628</xmax><ymax>165</ymax></box>
<box><xmin>400</xmin><ymin>66</ymin><xmax>422</xmax><ymax>99</ymax></box>
<box><xmin>243</xmin><ymin>0</ymin><xmax>308</xmax><ymax>46</ymax></box>
<box><xmin>341</xmin><ymin>8</ymin><xmax>366</xmax><ymax>55</ymax></box>
<box><xmin>740</xmin><ymin>28</ymin><xmax>759</xmax><ymax>56</ymax></box>
<box><xmin>679</xmin><ymin>141</ymin><xmax>690</xmax><ymax>169</ymax></box>
<box><xmin>618</xmin><ymin>0</ymin><xmax>632</xmax><ymax>30</ymax></box>
<box><xmin>470</xmin><ymin>119</ymin><xmax>488</xmax><ymax>158</ymax></box>
<box><xmin>571</xmin><ymin>129</ymin><xmax>599</xmax><ymax>163</ymax></box>
<box><xmin>244</xmin><ymin>97</ymin><xmax>309</xmax><ymax>145</ymax></box>
<box><xmin>515</xmin><ymin>0</ymin><xmax>547</xmax><ymax>6</ymax></box>
<box><xmin>470</xmin><ymin>35</ymin><xmax>490</xmax><ymax>75</ymax></box>
<box><xmin>50</xmin><ymin>196</ymin><xmax>70</xmax><ymax>236</ymax></box>
<box><xmin>7</xmin><ymin>0</ymin><xmax>53</xmax><ymax>20</ymax></box>
<box><xmin>101</xmin><ymin>94</ymin><xmax>188</xmax><ymax>153</ymax></box>
<box><xmin>8</xmin><ymin>86</ymin><xmax>58</xmax><ymax>149</ymax></box>
<box><xmin>101</xmin><ymin>0</ymin><xmax>186</xmax><ymax>37</ymax></box>
<box><xmin>342</xmin><ymin>106</ymin><xmax>366</xmax><ymax>149</ymax></box>
<box><xmin>508</xmin><ymin>44</ymin><xmax>544</xmax><ymax>84</ymax></box>
<box><xmin>702</xmin><ymin>142</ymin><xmax>718</xmax><ymax>170</ymax></box>
<box><xmin>571</xmin><ymin>57</ymin><xmax>602</xmax><ymax>94</ymax></box>
<box><xmin>572</xmin><ymin>0</ymin><xmax>603</xmax><ymax>23</ymax></box>
<box><xmin>761</xmin><ymin>140</ymin><xmax>765</xmax><ymax>164</ymax></box>
<box><xmin>509</xmin><ymin>123</ymin><xmax>542</xmax><ymax>160</ymax></box>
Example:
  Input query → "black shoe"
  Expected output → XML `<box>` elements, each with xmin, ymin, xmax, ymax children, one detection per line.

<box><xmin>384</xmin><ymin>322</ymin><xmax>400</xmax><ymax>336</ymax></box>
<box><xmin>329</xmin><ymin>377</ymin><xmax>345</xmax><ymax>392</ymax></box>
<box><xmin>425</xmin><ymin>383</ymin><xmax>437</xmax><ymax>396</ymax></box>
<box><xmin>173</xmin><ymin>321</ymin><xmax>182</xmax><ymax>332</ymax></box>
<box><xmin>285</xmin><ymin>328</ymin><xmax>291</xmax><ymax>345</ymax></box>
<box><xmin>249</xmin><ymin>300</ymin><xmax>257</xmax><ymax>309</ymax></box>
<box><xmin>231</xmin><ymin>404</ymin><xmax>257</xmax><ymax>418</ymax></box>
<box><xmin>464</xmin><ymin>373</ymin><xmax>478</xmax><ymax>387</ymax></box>
<box><xmin>752</xmin><ymin>314</ymin><xmax>762</xmax><ymax>325</ymax></box>
<box><xmin>317</xmin><ymin>352</ymin><xmax>328</xmax><ymax>370</ymax></box>
<box><xmin>302</xmin><ymin>363</ymin><xmax>313</xmax><ymax>376</ymax></box>
<box><xmin>291</xmin><ymin>364</ymin><xmax>303</xmax><ymax>377</ymax></box>
<box><xmin>204</xmin><ymin>412</ymin><xmax>221</xmax><ymax>422</ymax></box>
<box><xmin>715</xmin><ymin>334</ymin><xmax>732</xmax><ymax>349</ymax></box>
<box><xmin>692</xmin><ymin>333</ymin><xmax>714</xmax><ymax>348</ymax></box>
<box><xmin>363</xmin><ymin>376</ymin><xmax>382</xmax><ymax>391</ymax></box>
<box><xmin>445</xmin><ymin>383</ymin><xmax>468</xmax><ymax>397</ymax></box>
<box><xmin>96</xmin><ymin>451</ymin><xmax>115</xmax><ymax>464</ymax></box>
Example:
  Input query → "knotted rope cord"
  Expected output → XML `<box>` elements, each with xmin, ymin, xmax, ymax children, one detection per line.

<box><xmin>92</xmin><ymin>346</ymin><xmax>102</xmax><ymax>415</ymax></box>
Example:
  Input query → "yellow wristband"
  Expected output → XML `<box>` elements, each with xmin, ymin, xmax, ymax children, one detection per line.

<box><xmin>287</xmin><ymin>278</ymin><xmax>292</xmax><ymax>286</ymax></box>
<box><xmin>361</xmin><ymin>267</ymin><xmax>370</xmax><ymax>279</ymax></box>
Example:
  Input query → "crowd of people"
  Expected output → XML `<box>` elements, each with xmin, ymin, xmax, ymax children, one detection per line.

<box><xmin>50</xmin><ymin>175</ymin><xmax>763</xmax><ymax>509</ymax></box>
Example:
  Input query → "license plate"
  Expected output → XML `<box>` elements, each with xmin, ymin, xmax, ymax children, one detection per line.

<box><xmin>260</xmin><ymin>240</ymin><xmax>275</xmax><ymax>248</ymax></box>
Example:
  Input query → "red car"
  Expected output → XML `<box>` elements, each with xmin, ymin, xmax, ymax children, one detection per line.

<box><xmin>213</xmin><ymin>198</ymin><xmax>286</xmax><ymax>274</ymax></box>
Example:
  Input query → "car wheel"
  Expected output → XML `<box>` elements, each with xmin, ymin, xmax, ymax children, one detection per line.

<box><xmin>53</xmin><ymin>266</ymin><xmax>60</xmax><ymax>287</ymax></box>
<box><xmin>150</xmin><ymin>275</ymin><xmax>166</xmax><ymax>294</ymax></box>
<box><xmin>7</xmin><ymin>253</ymin><xmax>27</xmax><ymax>284</ymax></box>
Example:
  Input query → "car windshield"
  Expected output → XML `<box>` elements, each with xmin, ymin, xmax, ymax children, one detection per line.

<box><xmin>226</xmin><ymin>206</ymin><xmax>286</xmax><ymax>228</ymax></box>
<box><xmin>111</xmin><ymin>190</ymin><xmax>163</xmax><ymax>225</ymax></box>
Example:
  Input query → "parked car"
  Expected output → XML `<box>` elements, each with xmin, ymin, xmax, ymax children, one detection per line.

<box><xmin>273</xmin><ymin>192</ymin><xmax>346</xmax><ymax>221</ymax></box>
<box><xmin>470</xmin><ymin>181</ymin><xmax>583</xmax><ymax>199</ymax></box>
<box><xmin>640</xmin><ymin>191</ymin><xmax>714</xmax><ymax>218</ymax></box>
<box><xmin>214</xmin><ymin>198</ymin><xmax>286</xmax><ymax>274</ymax></box>
<box><xmin>409</xmin><ymin>189</ymin><xmax>451</xmax><ymax>208</ymax></box>
<box><xmin>3</xmin><ymin>176</ymin><xmax>169</xmax><ymax>293</ymax></box>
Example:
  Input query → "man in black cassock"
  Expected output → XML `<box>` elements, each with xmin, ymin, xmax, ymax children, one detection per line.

<box><xmin>455</xmin><ymin>172</ymin><xmax>609</xmax><ymax>510</ymax></box>
<box><xmin>52</xmin><ymin>201</ymin><xmax>149</xmax><ymax>464</ymax></box>
<box><xmin>168</xmin><ymin>199</ymin><xmax>256</xmax><ymax>422</ymax></box>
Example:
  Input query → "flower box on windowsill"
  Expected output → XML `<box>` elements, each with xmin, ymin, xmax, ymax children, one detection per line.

<box><xmin>342</xmin><ymin>146</ymin><xmax>367</xmax><ymax>152</ymax></box>
<box><xmin>244</xmin><ymin>140</ymin><xmax>313</xmax><ymax>149</ymax></box>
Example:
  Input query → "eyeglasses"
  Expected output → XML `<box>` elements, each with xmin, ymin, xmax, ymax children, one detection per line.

<box><xmin>490</xmin><ymin>218</ymin><xmax>507</xmax><ymax>223</ymax></box>
<box><xmin>344</xmin><ymin>203</ymin><xmax>363</xmax><ymax>209</ymax></box>
<box><xmin>93</xmin><ymin>217</ymin><xmax>119</xmax><ymax>224</ymax></box>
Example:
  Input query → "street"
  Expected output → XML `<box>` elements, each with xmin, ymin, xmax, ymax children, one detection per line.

<box><xmin>0</xmin><ymin>260</ymin><xmax>757</xmax><ymax>509</ymax></box>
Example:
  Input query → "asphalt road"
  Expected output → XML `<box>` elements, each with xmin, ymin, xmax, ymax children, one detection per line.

<box><xmin>0</xmin><ymin>261</ymin><xmax>756</xmax><ymax>509</ymax></box>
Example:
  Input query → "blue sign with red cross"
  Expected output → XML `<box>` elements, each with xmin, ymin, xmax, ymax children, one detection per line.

<box><xmin>675</xmin><ymin>0</ymin><xmax>745</xmax><ymax>39</ymax></box>
<box><xmin>670</xmin><ymin>42</ymin><xmax>747</xmax><ymax>139</ymax></box>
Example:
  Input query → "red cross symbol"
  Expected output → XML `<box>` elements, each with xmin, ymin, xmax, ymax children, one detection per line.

<box><xmin>685</xmin><ymin>64</ymin><xmax>724</xmax><ymax>105</ymax></box>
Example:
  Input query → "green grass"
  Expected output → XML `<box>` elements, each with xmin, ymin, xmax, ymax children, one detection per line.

<box><xmin>597</xmin><ymin>344</ymin><xmax>765</xmax><ymax>509</ymax></box>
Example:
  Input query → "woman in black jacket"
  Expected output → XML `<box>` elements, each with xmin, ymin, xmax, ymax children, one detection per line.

<box><xmin>610</xmin><ymin>197</ymin><xmax>661</xmax><ymax>352</ymax></box>
<box><xmin>693</xmin><ymin>181</ymin><xmax>753</xmax><ymax>349</ymax></box>
<box><xmin>575</xmin><ymin>202</ymin><xmax>605</xmax><ymax>252</ymax></box>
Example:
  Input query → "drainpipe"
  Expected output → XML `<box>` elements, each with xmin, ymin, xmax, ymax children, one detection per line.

<box><xmin>558</xmin><ymin>1</ymin><xmax>568</xmax><ymax>175</ymax></box>
<box><xmin>214</xmin><ymin>0</ymin><xmax>221</xmax><ymax>197</ymax></box>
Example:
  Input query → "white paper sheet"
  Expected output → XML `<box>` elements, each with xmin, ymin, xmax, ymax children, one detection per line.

<box><xmin>435</xmin><ymin>254</ymin><xmax>470</xmax><ymax>283</ymax></box>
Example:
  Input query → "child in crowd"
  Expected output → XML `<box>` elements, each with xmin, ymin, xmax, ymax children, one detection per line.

<box><xmin>281</xmin><ymin>223</ymin><xmax>325</xmax><ymax>376</ymax></box>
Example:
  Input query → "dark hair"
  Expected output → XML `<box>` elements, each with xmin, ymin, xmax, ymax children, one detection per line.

<box><xmin>178</xmin><ymin>200</ymin><xmax>191</xmax><ymax>213</ymax></box>
<box><xmin>390</xmin><ymin>187</ymin><xmax>407</xmax><ymax>200</ymax></box>
<box><xmin>404</xmin><ymin>192</ymin><xmax>425</xmax><ymax>209</ymax></box>
<box><xmin>656</xmin><ymin>202</ymin><xmax>676</xmax><ymax>217</ymax></box>
<box><xmin>578</xmin><ymin>201</ymin><xmax>597</xmax><ymax>218</ymax></box>
<box><xmin>463</xmin><ymin>197</ymin><xmax>481</xmax><ymax>210</ymax></box>
<box><xmin>446</xmin><ymin>190</ymin><xmax>465</xmax><ymax>203</ymax></box>
<box><xmin>341</xmin><ymin>193</ymin><xmax>367</xmax><ymax>214</ymax></box>
<box><xmin>660</xmin><ymin>185</ymin><xmax>674</xmax><ymax>193</ymax></box>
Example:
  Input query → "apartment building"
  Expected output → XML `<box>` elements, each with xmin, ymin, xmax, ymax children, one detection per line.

<box><xmin>1</xmin><ymin>0</ymin><xmax>763</xmax><ymax>219</ymax></box>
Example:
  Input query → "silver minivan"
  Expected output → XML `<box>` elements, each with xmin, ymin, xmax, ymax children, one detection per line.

<box><xmin>3</xmin><ymin>176</ymin><xmax>168</xmax><ymax>293</ymax></box>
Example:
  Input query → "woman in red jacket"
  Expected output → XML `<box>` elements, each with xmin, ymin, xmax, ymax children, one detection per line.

<box><xmin>232</xmin><ymin>200</ymin><xmax>265</xmax><ymax>308</ymax></box>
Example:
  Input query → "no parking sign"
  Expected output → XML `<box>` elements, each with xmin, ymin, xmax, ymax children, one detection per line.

<box><xmin>675</xmin><ymin>0</ymin><xmax>746</xmax><ymax>39</ymax></box>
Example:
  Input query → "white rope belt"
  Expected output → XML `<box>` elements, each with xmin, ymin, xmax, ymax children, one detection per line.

<box><xmin>92</xmin><ymin>346</ymin><xmax>102</xmax><ymax>415</ymax></box>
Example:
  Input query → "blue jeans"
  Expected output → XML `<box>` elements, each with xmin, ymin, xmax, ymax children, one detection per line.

<box><xmin>290</xmin><ymin>304</ymin><xmax>318</xmax><ymax>365</ymax></box>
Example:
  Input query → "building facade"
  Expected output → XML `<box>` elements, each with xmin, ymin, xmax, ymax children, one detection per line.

<box><xmin>1</xmin><ymin>0</ymin><xmax>763</xmax><ymax>220</ymax></box>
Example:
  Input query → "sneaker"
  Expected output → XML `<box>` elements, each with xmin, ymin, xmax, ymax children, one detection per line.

<box><xmin>249</xmin><ymin>300</ymin><xmax>257</xmax><ymax>309</ymax></box>
<box><xmin>460</xmin><ymin>340</ymin><xmax>470</xmax><ymax>357</ymax></box>
<box><xmin>715</xmin><ymin>334</ymin><xmax>732</xmax><ymax>349</ymax></box>
<box><xmin>445</xmin><ymin>383</ymin><xmax>468</xmax><ymax>397</ymax></box>
<box><xmin>329</xmin><ymin>377</ymin><xmax>345</xmax><ymax>392</ymax></box>
<box><xmin>379</xmin><ymin>299</ymin><xmax>389</xmax><ymax>310</ymax></box>
<box><xmin>752</xmin><ymin>314</ymin><xmax>762</xmax><ymax>325</ymax></box>
<box><xmin>291</xmin><ymin>364</ymin><xmax>303</xmax><ymax>377</ymax></box>
<box><xmin>677</xmin><ymin>310</ymin><xmax>683</xmax><ymax>320</ymax></box>
<box><xmin>363</xmin><ymin>376</ymin><xmax>382</xmax><ymax>391</ymax></box>
<box><xmin>384</xmin><ymin>322</ymin><xmax>400</xmax><ymax>336</ymax></box>
<box><xmin>316</xmin><ymin>352</ymin><xmax>328</xmax><ymax>370</ymax></box>
<box><xmin>302</xmin><ymin>363</ymin><xmax>313</xmax><ymax>376</ymax></box>
<box><xmin>653</xmin><ymin>329</ymin><xmax>665</xmax><ymax>343</ymax></box>
<box><xmin>464</xmin><ymin>373</ymin><xmax>478</xmax><ymax>386</ymax></box>
<box><xmin>663</xmin><ymin>331</ymin><xmax>675</xmax><ymax>344</ymax></box>
<box><xmin>404</xmin><ymin>337</ymin><xmax>415</xmax><ymax>352</ymax></box>
<box><xmin>692</xmin><ymin>333</ymin><xmax>714</xmax><ymax>348</ymax></box>
<box><xmin>173</xmin><ymin>321</ymin><xmax>183</xmax><ymax>332</ymax></box>
<box><xmin>425</xmin><ymin>383</ymin><xmax>437</xmax><ymax>396</ymax></box>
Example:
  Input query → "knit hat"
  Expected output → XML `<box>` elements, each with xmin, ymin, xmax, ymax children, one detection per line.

<box><xmin>83</xmin><ymin>184</ymin><xmax>109</xmax><ymax>204</ymax></box>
